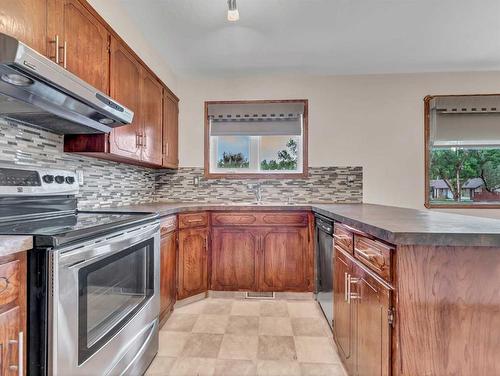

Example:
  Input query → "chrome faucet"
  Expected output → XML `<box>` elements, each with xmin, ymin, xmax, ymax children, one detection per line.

<box><xmin>252</xmin><ymin>184</ymin><xmax>262</xmax><ymax>203</ymax></box>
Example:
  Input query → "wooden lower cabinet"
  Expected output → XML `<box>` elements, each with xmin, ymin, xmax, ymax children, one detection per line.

<box><xmin>177</xmin><ymin>227</ymin><xmax>209</xmax><ymax>300</ymax></box>
<box><xmin>159</xmin><ymin>229</ymin><xmax>177</xmax><ymax>325</ymax></box>
<box><xmin>209</xmin><ymin>212</ymin><xmax>313</xmax><ymax>293</ymax></box>
<box><xmin>211</xmin><ymin>228</ymin><xmax>258</xmax><ymax>291</ymax></box>
<box><xmin>0</xmin><ymin>306</ymin><xmax>22</xmax><ymax>376</ymax></box>
<box><xmin>259</xmin><ymin>227</ymin><xmax>311</xmax><ymax>292</ymax></box>
<box><xmin>355</xmin><ymin>264</ymin><xmax>391</xmax><ymax>376</ymax></box>
<box><xmin>333</xmin><ymin>246</ymin><xmax>352</xmax><ymax>362</ymax></box>
<box><xmin>333</xmin><ymin>245</ymin><xmax>391</xmax><ymax>376</ymax></box>
<box><xmin>0</xmin><ymin>251</ymin><xmax>27</xmax><ymax>376</ymax></box>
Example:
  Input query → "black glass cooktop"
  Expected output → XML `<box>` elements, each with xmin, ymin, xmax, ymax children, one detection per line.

<box><xmin>0</xmin><ymin>211</ymin><xmax>158</xmax><ymax>248</ymax></box>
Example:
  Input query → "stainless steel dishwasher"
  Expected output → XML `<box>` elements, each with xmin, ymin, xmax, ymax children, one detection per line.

<box><xmin>315</xmin><ymin>214</ymin><xmax>334</xmax><ymax>330</ymax></box>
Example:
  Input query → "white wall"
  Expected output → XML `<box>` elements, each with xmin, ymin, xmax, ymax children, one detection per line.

<box><xmin>177</xmin><ymin>71</ymin><xmax>500</xmax><ymax>218</ymax></box>
<box><xmin>88</xmin><ymin>0</ymin><xmax>178</xmax><ymax>92</ymax></box>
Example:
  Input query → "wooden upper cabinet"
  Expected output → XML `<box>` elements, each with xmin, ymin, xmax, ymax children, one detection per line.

<box><xmin>109</xmin><ymin>37</ymin><xmax>142</xmax><ymax>160</ymax></box>
<box><xmin>0</xmin><ymin>0</ymin><xmax>48</xmax><ymax>55</ymax></box>
<box><xmin>48</xmin><ymin>0</ymin><xmax>109</xmax><ymax>93</ymax></box>
<box><xmin>177</xmin><ymin>227</ymin><xmax>209</xmax><ymax>300</ymax></box>
<box><xmin>211</xmin><ymin>228</ymin><xmax>258</xmax><ymax>291</ymax></box>
<box><xmin>162</xmin><ymin>91</ymin><xmax>179</xmax><ymax>168</ymax></box>
<box><xmin>2</xmin><ymin>0</ymin><xmax>179</xmax><ymax>169</ymax></box>
<box><xmin>141</xmin><ymin>71</ymin><xmax>163</xmax><ymax>165</ymax></box>
<box><xmin>259</xmin><ymin>227</ymin><xmax>311</xmax><ymax>292</ymax></box>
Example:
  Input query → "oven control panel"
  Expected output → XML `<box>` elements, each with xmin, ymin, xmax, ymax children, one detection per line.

<box><xmin>0</xmin><ymin>164</ymin><xmax>79</xmax><ymax>196</ymax></box>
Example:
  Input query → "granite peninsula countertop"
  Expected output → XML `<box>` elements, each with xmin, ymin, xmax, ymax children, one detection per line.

<box><xmin>100</xmin><ymin>202</ymin><xmax>500</xmax><ymax>247</ymax></box>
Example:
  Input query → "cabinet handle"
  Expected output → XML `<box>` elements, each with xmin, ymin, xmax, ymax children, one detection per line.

<box><xmin>344</xmin><ymin>272</ymin><xmax>348</xmax><ymax>302</ymax></box>
<box><xmin>58</xmin><ymin>41</ymin><xmax>66</xmax><ymax>68</ymax></box>
<box><xmin>8</xmin><ymin>332</ymin><xmax>22</xmax><ymax>376</ymax></box>
<box><xmin>63</xmin><ymin>41</ymin><xmax>67</xmax><ymax>69</ymax></box>
<box><xmin>187</xmin><ymin>218</ymin><xmax>203</xmax><ymax>223</ymax></box>
<box><xmin>50</xmin><ymin>35</ymin><xmax>59</xmax><ymax>64</ymax></box>
<box><xmin>143</xmin><ymin>133</ymin><xmax>147</xmax><ymax>148</ymax></box>
<box><xmin>136</xmin><ymin>133</ymin><xmax>143</xmax><ymax>147</ymax></box>
<box><xmin>348</xmin><ymin>276</ymin><xmax>360</xmax><ymax>304</ymax></box>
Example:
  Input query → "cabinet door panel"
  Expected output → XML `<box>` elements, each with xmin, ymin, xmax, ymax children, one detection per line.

<box><xmin>0</xmin><ymin>0</ymin><xmax>47</xmax><ymax>55</ymax></box>
<box><xmin>162</xmin><ymin>92</ymin><xmax>179</xmax><ymax>168</ymax></box>
<box><xmin>55</xmin><ymin>0</ymin><xmax>109</xmax><ymax>93</ymax></box>
<box><xmin>355</xmin><ymin>265</ymin><xmax>391</xmax><ymax>376</ymax></box>
<box><xmin>259</xmin><ymin>227</ymin><xmax>309</xmax><ymax>292</ymax></box>
<box><xmin>333</xmin><ymin>246</ymin><xmax>352</xmax><ymax>361</ymax></box>
<box><xmin>109</xmin><ymin>37</ymin><xmax>142</xmax><ymax>160</ymax></box>
<box><xmin>160</xmin><ymin>231</ymin><xmax>177</xmax><ymax>322</ymax></box>
<box><xmin>141</xmin><ymin>72</ymin><xmax>163</xmax><ymax>165</ymax></box>
<box><xmin>177</xmin><ymin>228</ymin><xmax>208</xmax><ymax>300</ymax></box>
<box><xmin>211</xmin><ymin>228</ymin><xmax>257</xmax><ymax>291</ymax></box>
<box><xmin>0</xmin><ymin>306</ymin><xmax>21</xmax><ymax>376</ymax></box>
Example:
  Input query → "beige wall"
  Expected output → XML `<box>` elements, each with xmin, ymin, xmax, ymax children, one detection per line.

<box><xmin>88</xmin><ymin>0</ymin><xmax>178</xmax><ymax>92</ymax></box>
<box><xmin>177</xmin><ymin>72</ymin><xmax>500</xmax><ymax>218</ymax></box>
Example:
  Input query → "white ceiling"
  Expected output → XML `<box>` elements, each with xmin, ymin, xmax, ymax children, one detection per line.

<box><xmin>119</xmin><ymin>0</ymin><xmax>500</xmax><ymax>78</ymax></box>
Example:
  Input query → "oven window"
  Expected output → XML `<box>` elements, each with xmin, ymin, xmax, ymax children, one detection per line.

<box><xmin>78</xmin><ymin>238</ymin><xmax>154</xmax><ymax>364</ymax></box>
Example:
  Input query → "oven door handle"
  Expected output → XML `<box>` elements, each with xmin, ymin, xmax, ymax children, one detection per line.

<box><xmin>58</xmin><ymin>221</ymin><xmax>160</xmax><ymax>269</ymax></box>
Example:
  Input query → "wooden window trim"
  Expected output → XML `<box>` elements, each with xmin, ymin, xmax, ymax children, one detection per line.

<box><xmin>204</xmin><ymin>99</ymin><xmax>309</xmax><ymax>179</ymax></box>
<box><xmin>424</xmin><ymin>94</ymin><xmax>500</xmax><ymax>209</ymax></box>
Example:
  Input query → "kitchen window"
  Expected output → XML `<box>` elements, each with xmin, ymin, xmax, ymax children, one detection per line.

<box><xmin>425</xmin><ymin>94</ymin><xmax>500</xmax><ymax>208</ymax></box>
<box><xmin>205</xmin><ymin>99</ymin><xmax>308</xmax><ymax>178</ymax></box>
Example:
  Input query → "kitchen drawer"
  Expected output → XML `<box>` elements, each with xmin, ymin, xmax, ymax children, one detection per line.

<box><xmin>333</xmin><ymin>223</ymin><xmax>354</xmax><ymax>253</ymax></box>
<box><xmin>0</xmin><ymin>261</ymin><xmax>20</xmax><ymax>308</ymax></box>
<box><xmin>211</xmin><ymin>212</ymin><xmax>308</xmax><ymax>227</ymax></box>
<box><xmin>160</xmin><ymin>215</ymin><xmax>177</xmax><ymax>236</ymax></box>
<box><xmin>179</xmin><ymin>212</ymin><xmax>209</xmax><ymax>229</ymax></box>
<box><xmin>353</xmin><ymin>235</ymin><xmax>393</xmax><ymax>281</ymax></box>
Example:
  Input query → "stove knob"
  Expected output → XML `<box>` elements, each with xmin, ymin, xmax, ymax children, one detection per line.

<box><xmin>54</xmin><ymin>175</ymin><xmax>65</xmax><ymax>184</ymax></box>
<box><xmin>42</xmin><ymin>174</ymin><xmax>54</xmax><ymax>184</ymax></box>
<box><xmin>65</xmin><ymin>176</ymin><xmax>75</xmax><ymax>184</ymax></box>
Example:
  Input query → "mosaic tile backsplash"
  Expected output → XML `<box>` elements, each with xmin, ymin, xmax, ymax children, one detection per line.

<box><xmin>0</xmin><ymin>118</ymin><xmax>156</xmax><ymax>209</ymax></box>
<box><xmin>154</xmin><ymin>167</ymin><xmax>363</xmax><ymax>204</ymax></box>
<box><xmin>0</xmin><ymin>118</ymin><xmax>362</xmax><ymax>207</ymax></box>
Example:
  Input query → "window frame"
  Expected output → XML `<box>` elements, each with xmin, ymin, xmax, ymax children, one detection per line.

<box><xmin>204</xmin><ymin>99</ymin><xmax>309</xmax><ymax>179</ymax></box>
<box><xmin>424</xmin><ymin>94</ymin><xmax>500</xmax><ymax>209</ymax></box>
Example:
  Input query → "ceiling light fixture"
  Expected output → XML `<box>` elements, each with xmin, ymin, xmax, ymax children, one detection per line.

<box><xmin>227</xmin><ymin>0</ymin><xmax>239</xmax><ymax>22</ymax></box>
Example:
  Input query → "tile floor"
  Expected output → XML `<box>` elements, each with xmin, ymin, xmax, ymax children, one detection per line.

<box><xmin>146</xmin><ymin>298</ymin><xmax>347</xmax><ymax>376</ymax></box>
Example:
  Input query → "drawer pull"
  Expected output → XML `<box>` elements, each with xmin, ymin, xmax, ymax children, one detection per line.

<box><xmin>333</xmin><ymin>234</ymin><xmax>350</xmax><ymax>242</ymax></box>
<box><xmin>187</xmin><ymin>219</ymin><xmax>203</xmax><ymax>223</ymax></box>
<box><xmin>355</xmin><ymin>247</ymin><xmax>378</xmax><ymax>260</ymax></box>
<box><xmin>0</xmin><ymin>277</ymin><xmax>9</xmax><ymax>294</ymax></box>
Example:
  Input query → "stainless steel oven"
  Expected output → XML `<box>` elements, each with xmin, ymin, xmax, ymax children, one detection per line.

<box><xmin>48</xmin><ymin>221</ymin><xmax>160</xmax><ymax>375</ymax></box>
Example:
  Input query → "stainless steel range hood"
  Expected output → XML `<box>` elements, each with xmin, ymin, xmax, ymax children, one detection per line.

<box><xmin>0</xmin><ymin>33</ymin><xmax>133</xmax><ymax>134</ymax></box>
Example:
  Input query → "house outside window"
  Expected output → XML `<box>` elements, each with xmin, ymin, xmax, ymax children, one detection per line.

<box><xmin>204</xmin><ymin>100</ymin><xmax>308</xmax><ymax>178</ymax></box>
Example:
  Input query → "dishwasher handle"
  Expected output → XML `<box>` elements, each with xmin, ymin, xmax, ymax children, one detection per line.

<box><xmin>316</xmin><ymin>219</ymin><xmax>333</xmax><ymax>234</ymax></box>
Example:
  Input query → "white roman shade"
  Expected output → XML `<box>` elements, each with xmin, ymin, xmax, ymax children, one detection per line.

<box><xmin>430</xmin><ymin>96</ymin><xmax>500</xmax><ymax>146</ymax></box>
<box><xmin>208</xmin><ymin>102</ymin><xmax>304</xmax><ymax>136</ymax></box>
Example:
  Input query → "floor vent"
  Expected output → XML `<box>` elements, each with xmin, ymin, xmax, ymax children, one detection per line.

<box><xmin>245</xmin><ymin>292</ymin><xmax>275</xmax><ymax>299</ymax></box>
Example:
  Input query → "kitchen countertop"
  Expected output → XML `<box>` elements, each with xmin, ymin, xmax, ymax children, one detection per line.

<box><xmin>0</xmin><ymin>235</ymin><xmax>33</xmax><ymax>257</ymax></box>
<box><xmin>102</xmin><ymin>202</ymin><xmax>500</xmax><ymax>247</ymax></box>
